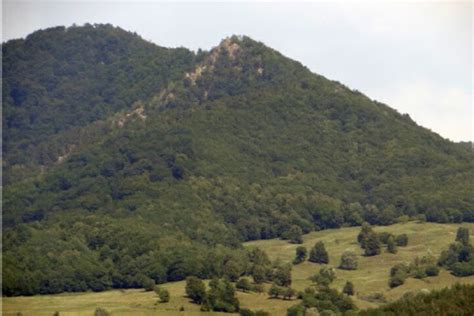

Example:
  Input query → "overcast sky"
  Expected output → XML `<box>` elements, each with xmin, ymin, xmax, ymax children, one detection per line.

<box><xmin>2</xmin><ymin>1</ymin><xmax>472</xmax><ymax>142</ymax></box>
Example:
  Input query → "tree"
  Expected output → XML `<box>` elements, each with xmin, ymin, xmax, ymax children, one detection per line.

<box><xmin>387</xmin><ymin>236</ymin><xmax>397</xmax><ymax>254</ymax></box>
<box><xmin>285</xmin><ymin>225</ymin><xmax>303</xmax><ymax>244</ymax></box>
<box><xmin>143</xmin><ymin>278</ymin><xmax>155</xmax><ymax>291</ymax></box>
<box><xmin>223</xmin><ymin>260</ymin><xmax>242</xmax><ymax>282</ymax></box>
<box><xmin>185</xmin><ymin>276</ymin><xmax>206</xmax><ymax>304</ymax></box>
<box><xmin>456</xmin><ymin>227</ymin><xmax>470</xmax><ymax>246</ymax></box>
<box><xmin>273</xmin><ymin>265</ymin><xmax>292</xmax><ymax>286</ymax></box>
<box><xmin>236</xmin><ymin>278</ymin><xmax>252</xmax><ymax>292</ymax></box>
<box><xmin>357</xmin><ymin>222</ymin><xmax>373</xmax><ymax>249</ymax></box>
<box><xmin>293</xmin><ymin>246</ymin><xmax>308</xmax><ymax>265</ymax></box>
<box><xmin>364</xmin><ymin>232</ymin><xmax>381</xmax><ymax>256</ymax></box>
<box><xmin>395</xmin><ymin>234</ymin><xmax>408</xmax><ymax>247</ymax></box>
<box><xmin>339</xmin><ymin>251</ymin><xmax>358</xmax><ymax>270</ymax></box>
<box><xmin>310</xmin><ymin>267</ymin><xmax>336</xmax><ymax>286</ymax></box>
<box><xmin>283</xmin><ymin>287</ymin><xmax>296</xmax><ymax>300</ymax></box>
<box><xmin>252</xmin><ymin>265</ymin><xmax>267</xmax><ymax>284</ymax></box>
<box><xmin>207</xmin><ymin>278</ymin><xmax>240</xmax><ymax>313</ymax></box>
<box><xmin>309</xmin><ymin>241</ymin><xmax>329</xmax><ymax>264</ymax></box>
<box><xmin>159</xmin><ymin>288</ymin><xmax>170</xmax><ymax>302</ymax></box>
<box><xmin>268</xmin><ymin>284</ymin><xmax>282</xmax><ymax>298</ymax></box>
<box><xmin>343</xmin><ymin>281</ymin><xmax>354</xmax><ymax>296</ymax></box>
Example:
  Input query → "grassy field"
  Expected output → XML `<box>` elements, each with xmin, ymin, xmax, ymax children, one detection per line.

<box><xmin>3</xmin><ymin>222</ymin><xmax>474</xmax><ymax>315</ymax></box>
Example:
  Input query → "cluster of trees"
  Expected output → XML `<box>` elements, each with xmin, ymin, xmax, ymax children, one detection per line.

<box><xmin>185</xmin><ymin>276</ymin><xmax>240</xmax><ymax>313</ymax></box>
<box><xmin>360</xmin><ymin>284</ymin><xmax>474</xmax><ymax>315</ymax></box>
<box><xmin>389</xmin><ymin>256</ymin><xmax>439</xmax><ymax>288</ymax></box>
<box><xmin>4</xmin><ymin>24</ymin><xmax>474</xmax><ymax>296</ymax></box>
<box><xmin>287</xmin><ymin>286</ymin><xmax>357</xmax><ymax>315</ymax></box>
<box><xmin>438</xmin><ymin>227</ymin><xmax>474</xmax><ymax>277</ymax></box>
<box><xmin>358</xmin><ymin>223</ymin><xmax>408</xmax><ymax>256</ymax></box>
<box><xmin>268</xmin><ymin>284</ymin><xmax>297</xmax><ymax>300</ymax></box>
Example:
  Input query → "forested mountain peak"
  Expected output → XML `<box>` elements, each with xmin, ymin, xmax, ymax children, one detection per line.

<box><xmin>3</xmin><ymin>25</ymin><xmax>474</xmax><ymax>297</ymax></box>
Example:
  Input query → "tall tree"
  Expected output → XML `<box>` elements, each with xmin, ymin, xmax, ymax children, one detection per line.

<box><xmin>309</xmin><ymin>241</ymin><xmax>329</xmax><ymax>264</ymax></box>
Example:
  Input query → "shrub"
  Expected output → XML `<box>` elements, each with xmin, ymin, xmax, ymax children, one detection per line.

<box><xmin>389</xmin><ymin>273</ymin><xmax>405</xmax><ymax>288</ymax></box>
<box><xmin>236</xmin><ymin>278</ymin><xmax>252</xmax><ymax>292</ymax></box>
<box><xmin>339</xmin><ymin>251</ymin><xmax>358</xmax><ymax>270</ymax></box>
<box><xmin>343</xmin><ymin>281</ymin><xmax>354</xmax><ymax>296</ymax></box>
<box><xmin>159</xmin><ymin>288</ymin><xmax>170</xmax><ymax>303</ymax></box>
<box><xmin>395</xmin><ymin>234</ymin><xmax>408</xmax><ymax>247</ymax></box>
<box><xmin>425</xmin><ymin>265</ymin><xmax>440</xmax><ymax>276</ymax></box>
<box><xmin>94</xmin><ymin>308</ymin><xmax>109</xmax><ymax>316</ymax></box>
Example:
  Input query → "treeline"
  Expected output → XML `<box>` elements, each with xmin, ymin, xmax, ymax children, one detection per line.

<box><xmin>359</xmin><ymin>284</ymin><xmax>474</xmax><ymax>316</ymax></box>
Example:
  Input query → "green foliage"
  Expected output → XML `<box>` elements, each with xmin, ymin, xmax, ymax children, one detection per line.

<box><xmin>395</xmin><ymin>234</ymin><xmax>408</xmax><ymax>247</ymax></box>
<box><xmin>293</xmin><ymin>246</ymin><xmax>308</xmax><ymax>265</ymax></box>
<box><xmin>251</xmin><ymin>265</ymin><xmax>268</xmax><ymax>284</ymax></box>
<box><xmin>158</xmin><ymin>288</ymin><xmax>170</xmax><ymax>303</ymax></box>
<box><xmin>282</xmin><ymin>225</ymin><xmax>303</xmax><ymax>244</ymax></box>
<box><xmin>290</xmin><ymin>286</ymin><xmax>356</xmax><ymax>314</ymax></box>
<box><xmin>205</xmin><ymin>278</ymin><xmax>240</xmax><ymax>313</ymax></box>
<box><xmin>240</xmin><ymin>308</ymin><xmax>270</xmax><ymax>316</ymax></box>
<box><xmin>456</xmin><ymin>227</ymin><xmax>470</xmax><ymax>245</ymax></box>
<box><xmin>363</xmin><ymin>232</ymin><xmax>381</xmax><ymax>256</ymax></box>
<box><xmin>310</xmin><ymin>267</ymin><xmax>336</xmax><ymax>286</ymax></box>
<box><xmin>185</xmin><ymin>276</ymin><xmax>206</xmax><ymax>304</ymax></box>
<box><xmin>272</xmin><ymin>264</ymin><xmax>292</xmax><ymax>287</ymax></box>
<box><xmin>339</xmin><ymin>251</ymin><xmax>358</xmax><ymax>270</ymax></box>
<box><xmin>343</xmin><ymin>281</ymin><xmax>354</xmax><ymax>296</ymax></box>
<box><xmin>386</xmin><ymin>236</ymin><xmax>397</xmax><ymax>254</ymax></box>
<box><xmin>309</xmin><ymin>241</ymin><xmax>329</xmax><ymax>264</ymax></box>
<box><xmin>94</xmin><ymin>308</ymin><xmax>110</xmax><ymax>316</ymax></box>
<box><xmin>236</xmin><ymin>278</ymin><xmax>252</xmax><ymax>292</ymax></box>
<box><xmin>4</xmin><ymin>26</ymin><xmax>474</xmax><ymax>296</ymax></box>
<box><xmin>438</xmin><ymin>229</ymin><xmax>474</xmax><ymax>277</ymax></box>
<box><xmin>360</xmin><ymin>284</ymin><xmax>474</xmax><ymax>316</ymax></box>
<box><xmin>143</xmin><ymin>278</ymin><xmax>155</xmax><ymax>291</ymax></box>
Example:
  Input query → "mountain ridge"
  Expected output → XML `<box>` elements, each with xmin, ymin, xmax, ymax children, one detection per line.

<box><xmin>3</xmin><ymin>24</ymin><xmax>473</xmax><ymax>296</ymax></box>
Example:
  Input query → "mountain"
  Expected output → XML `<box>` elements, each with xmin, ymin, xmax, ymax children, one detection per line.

<box><xmin>3</xmin><ymin>25</ymin><xmax>474</xmax><ymax>296</ymax></box>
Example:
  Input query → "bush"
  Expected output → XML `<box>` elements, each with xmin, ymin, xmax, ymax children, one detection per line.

<box><xmin>293</xmin><ymin>246</ymin><xmax>307</xmax><ymax>265</ymax></box>
<box><xmin>143</xmin><ymin>278</ymin><xmax>155</xmax><ymax>291</ymax></box>
<box><xmin>389</xmin><ymin>273</ymin><xmax>405</xmax><ymax>288</ymax></box>
<box><xmin>310</xmin><ymin>267</ymin><xmax>336</xmax><ymax>286</ymax></box>
<box><xmin>339</xmin><ymin>251</ymin><xmax>358</xmax><ymax>270</ymax></box>
<box><xmin>395</xmin><ymin>234</ymin><xmax>408</xmax><ymax>247</ymax></box>
<box><xmin>236</xmin><ymin>278</ymin><xmax>252</xmax><ymax>292</ymax></box>
<box><xmin>159</xmin><ymin>288</ymin><xmax>170</xmax><ymax>303</ymax></box>
<box><xmin>364</xmin><ymin>232</ymin><xmax>381</xmax><ymax>256</ymax></box>
<box><xmin>343</xmin><ymin>281</ymin><xmax>354</xmax><ymax>296</ymax></box>
<box><xmin>425</xmin><ymin>265</ymin><xmax>440</xmax><ymax>276</ymax></box>
<box><xmin>94</xmin><ymin>308</ymin><xmax>109</xmax><ymax>316</ymax></box>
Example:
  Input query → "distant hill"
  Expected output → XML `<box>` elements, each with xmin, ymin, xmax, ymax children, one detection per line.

<box><xmin>3</xmin><ymin>25</ymin><xmax>473</xmax><ymax>296</ymax></box>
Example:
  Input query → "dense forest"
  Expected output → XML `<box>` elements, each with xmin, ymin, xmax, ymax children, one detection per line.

<box><xmin>3</xmin><ymin>24</ymin><xmax>474</xmax><ymax>296</ymax></box>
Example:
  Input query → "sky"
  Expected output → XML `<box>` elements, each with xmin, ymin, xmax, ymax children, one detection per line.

<box><xmin>2</xmin><ymin>0</ymin><xmax>473</xmax><ymax>142</ymax></box>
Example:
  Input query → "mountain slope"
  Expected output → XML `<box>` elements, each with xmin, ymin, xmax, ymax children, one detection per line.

<box><xmin>3</xmin><ymin>27</ymin><xmax>473</xmax><ymax>296</ymax></box>
<box><xmin>2</xmin><ymin>24</ymin><xmax>197</xmax><ymax>184</ymax></box>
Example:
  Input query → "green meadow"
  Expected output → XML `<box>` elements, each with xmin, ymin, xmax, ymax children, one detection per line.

<box><xmin>4</xmin><ymin>222</ymin><xmax>474</xmax><ymax>315</ymax></box>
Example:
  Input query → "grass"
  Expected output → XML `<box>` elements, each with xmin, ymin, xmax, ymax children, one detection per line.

<box><xmin>3</xmin><ymin>222</ymin><xmax>474</xmax><ymax>315</ymax></box>
<box><xmin>245</xmin><ymin>221</ymin><xmax>474</xmax><ymax>310</ymax></box>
